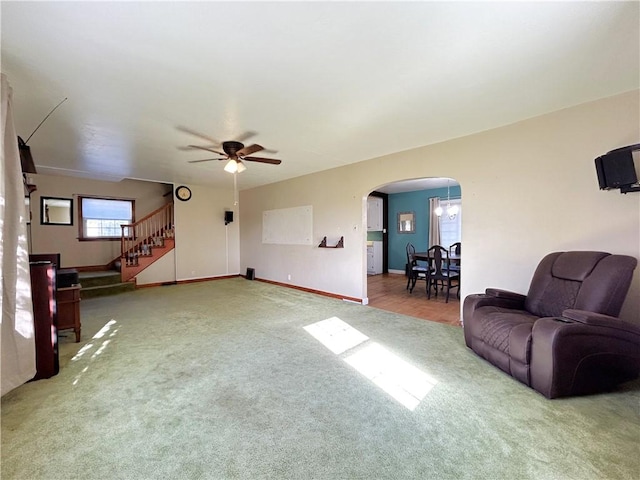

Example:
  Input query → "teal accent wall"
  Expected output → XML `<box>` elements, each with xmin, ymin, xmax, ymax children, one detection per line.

<box><xmin>387</xmin><ymin>186</ymin><xmax>461</xmax><ymax>271</ymax></box>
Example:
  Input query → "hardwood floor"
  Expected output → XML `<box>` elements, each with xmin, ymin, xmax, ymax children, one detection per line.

<box><xmin>367</xmin><ymin>273</ymin><xmax>461</xmax><ymax>327</ymax></box>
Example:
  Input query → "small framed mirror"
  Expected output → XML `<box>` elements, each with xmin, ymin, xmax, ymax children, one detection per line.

<box><xmin>41</xmin><ymin>197</ymin><xmax>73</xmax><ymax>226</ymax></box>
<box><xmin>397</xmin><ymin>211</ymin><xmax>415</xmax><ymax>233</ymax></box>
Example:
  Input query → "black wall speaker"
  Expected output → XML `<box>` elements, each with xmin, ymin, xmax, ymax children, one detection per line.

<box><xmin>224</xmin><ymin>211</ymin><xmax>233</xmax><ymax>225</ymax></box>
<box><xmin>595</xmin><ymin>147</ymin><xmax>638</xmax><ymax>190</ymax></box>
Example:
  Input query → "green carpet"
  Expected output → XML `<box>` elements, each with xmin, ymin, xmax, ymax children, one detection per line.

<box><xmin>2</xmin><ymin>278</ymin><xmax>639</xmax><ymax>479</ymax></box>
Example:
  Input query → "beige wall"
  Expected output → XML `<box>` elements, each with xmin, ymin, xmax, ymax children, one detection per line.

<box><xmin>29</xmin><ymin>175</ymin><xmax>170</xmax><ymax>268</ymax></box>
<box><xmin>240</xmin><ymin>90</ymin><xmax>640</xmax><ymax>323</ymax></box>
<box><xmin>173</xmin><ymin>183</ymin><xmax>240</xmax><ymax>281</ymax></box>
<box><xmin>29</xmin><ymin>176</ymin><xmax>240</xmax><ymax>284</ymax></box>
<box><xmin>135</xmin><ymin>251</ymin><xmax>176</xmax><ymax>286</ymax></box>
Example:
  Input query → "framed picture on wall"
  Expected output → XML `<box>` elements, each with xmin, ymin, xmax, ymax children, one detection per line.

<box><xmin>397</xmin><ymin>211</ymin><xmax>415</xmax><ymax>233</ymax></box>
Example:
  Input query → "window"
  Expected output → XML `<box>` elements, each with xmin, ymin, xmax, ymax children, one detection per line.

<box><xmin>439</xmin><ymin>199</ymin><xmax>462</xmax><ymax>249</ymax></box>
<box><xmin>78</xmin><ymin>196</ymin><xmax>134</xmax><ymax>240</ymax></box>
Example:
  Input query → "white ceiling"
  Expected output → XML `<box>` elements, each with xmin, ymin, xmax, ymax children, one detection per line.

<box><xmin>2</xmin><ymin>2</ymin><xmax>638</xmax><ymax>191</ymax></box>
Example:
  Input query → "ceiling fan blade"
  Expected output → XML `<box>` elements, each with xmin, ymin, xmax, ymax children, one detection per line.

<box><xmin>234</xmin><ymin>131</ymin><xmax>257</xmax><ymax>143</ymax></box>
<box><xmin>237</xmin><ymin>144</ymin><xmax>264</xmax><ymax>157</ymax></box>
<box><xmin>243</xmin><ymin>156</ymin><xmax>282</xmax><ymax>165</ymax></box>
<box><xmin>188</xmin><ymin>158</ymin><xmax>226</xmax><ymax>163</ymax></box>
<box><xmin>178</xmin><ymin>144</ymin><xmax>221</xmax><ymax>152</ymax></box>
<box><xmin>176</xmin><ymin>126</ymin><xmax>221</xmax><ymax>146</ymax></box>
<box><xmin>188</xmin><ymin>145</ymin><xmax>226</xmax><ymax>155</ymax></box>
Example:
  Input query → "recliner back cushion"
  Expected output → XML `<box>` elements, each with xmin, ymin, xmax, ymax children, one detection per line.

<box><xmin>525</xmin><ymin>252</ymin><xmax>636</xmax><ymax>318</ymax></box>
<box><xmin>550</xmin><ymin>251</ymin><xmax>608</xmax><ymax>281</ymax></box>
<box><xmin>576</xmin><ymin>254</ymin><xmax>637</xmax><ymax>316</ymax></box>
<box><xmin>525</xmin><ymin>252</ymin><xmax>607</xmax><ymax>318</ymax></box>
<box><xmin>527</xmin><ymin>277</ymin><xmax>582</xmax><ymax>318</ymax></box>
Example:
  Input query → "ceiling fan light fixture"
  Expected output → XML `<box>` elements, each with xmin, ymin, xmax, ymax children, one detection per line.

<box><xmin>224</xmin><ymin>159</ymin><xmax>239</xmax><ymax>173</ymax></box>
<box><xmin>224</xmin><ymin>159</ymin><xmax>247</xmax><ymax>174</ymax></box>
<box><xmin>180</xmin><ymin>130</ymin><xmax>281</xmax><ymax>170</ymax></box>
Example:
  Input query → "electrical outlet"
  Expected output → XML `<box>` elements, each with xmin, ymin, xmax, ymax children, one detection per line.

<box><xmin>287</xmin><ymin>274</ymin><xmax>291</xmax><ymax>281</ymax></box>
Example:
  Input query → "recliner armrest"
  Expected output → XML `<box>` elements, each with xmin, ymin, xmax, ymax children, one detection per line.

<box><xmin>530</xmin><ymin>315</ymin><xmax>640</xmax><ymax>398</ymax></box>
<box><xmin>485</xmin><ymin>288</ymin><xmax>527</xmax><ymax>303</ymax></box>
<box><xmin>561</xmin><ymin>309</ymin><xmax>640</xmax><ymax>335</ymax></box>
<box><xmin>464</xmin><ymin>291</ymin><xmax>526</xmax><ymax>316</ymax></box>
<box><xmin>462</xmin><ymin>290</ymin><xmax>527</xmax><ymax>348</ymax></box>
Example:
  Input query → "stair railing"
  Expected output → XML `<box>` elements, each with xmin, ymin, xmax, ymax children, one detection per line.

<box><xmin>121</xmin><ymin>203</ymin><xmax>174</xmax><ymax>268</ymax></box>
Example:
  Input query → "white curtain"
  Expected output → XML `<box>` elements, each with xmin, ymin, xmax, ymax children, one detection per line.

<box><xmin>1</xmin><ymin>73</ymin><xmax>36</xmax><ymax>396</ymax></box>
<box><xmin>428</xmin><ymin>197</ymin><xmax>441</xmax><ymax>248</ymax></box>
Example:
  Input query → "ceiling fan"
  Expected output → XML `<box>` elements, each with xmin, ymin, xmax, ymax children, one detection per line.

<box><xmin>177</xmin><ymin>126</ymin><xmax>282</xmax><ymax>173</ymax></box>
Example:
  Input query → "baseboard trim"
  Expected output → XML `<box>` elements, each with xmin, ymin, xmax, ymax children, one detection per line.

<box><xmin>136</xmin><ymin>274</ymin><xmax>241</xmax><ymax>289</ymax></box>
<box><xmin>130</xmin><ymin>274</ymin><xmax>364</xmax><ymax>304</ymax></box>
<box><xmin>253</xmin><ymin>277</ymin><xmax>363</xmax><ymax>304</ymax></box>
<box><xmin>388</xmin><ymin>269</ymin><xmax>405</xmax><ymax>275</ymax></box>
<box><xmin>136</xmin><ymin>281</ymin><xmax>177</xmax><ymax>289</ymax></box>
<box><xmin>176</xmin><ymin>274</ymin><xmax>240</xmax><ymax>285</ymax></box>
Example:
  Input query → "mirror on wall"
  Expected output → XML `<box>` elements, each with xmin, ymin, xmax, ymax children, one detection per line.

<box><xmin>40</xmin><ymin>197</ymin><xmax>73</xmax><ymax>225</ymax></box>
<box><xmin>397</xmin><ymin>211</ymin><xmax>415</xmax><ymax>233</ymax></box>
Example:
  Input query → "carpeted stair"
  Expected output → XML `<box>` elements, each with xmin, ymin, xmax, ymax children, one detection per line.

<box><xmin>79</xmin><ymin>270</ymin><xmax>135</xmax><ymax>298</ymax></box>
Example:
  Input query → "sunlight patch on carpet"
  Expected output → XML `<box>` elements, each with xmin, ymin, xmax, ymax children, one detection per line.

<box><xmin>92</xmin><ymin>319</ymin><xmax>117</xmax><ymax>339</ymax></box>
<box><xmin>344</xmin><ymin>342</ymin><xmax>437</xmax><ymax>411</ymax></box>
<box><xmin>303</xmin><ymin>316</ymin><xmax>369</xmax><ymax>354</ymax></box>
<box><xmin>70</xmin><ymin>319</ymin><xmax>118</xmax><ymax>386</ymax></box>
<box><xmin>304</xmin><ymin>317</ymin><xmax>437</xmax><ymax>410</ymax></box>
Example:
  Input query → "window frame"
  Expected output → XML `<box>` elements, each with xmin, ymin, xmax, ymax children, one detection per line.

<box><xmin>438</xmin><ymin>198</ymin><xmax>462</xmax><ymax>250</ymax></box>
<box><xmin>77</xmin><ymin>195</ymin><xmax>136</xmax><ymax>241</ymax></box>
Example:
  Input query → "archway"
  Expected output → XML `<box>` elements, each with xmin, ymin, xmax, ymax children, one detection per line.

<box><xmin>365</xmin><ymin>177</ymin><xmax>462</xmax><ymax>325</ymax></box>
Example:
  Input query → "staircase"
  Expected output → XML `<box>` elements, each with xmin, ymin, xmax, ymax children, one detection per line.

<box><xmin>120</xmin><ymin>203</ymin><xmax>175</xmax><ymax>282</ymax></box>
<box><xmin>80</xmin><ymin>271</ymin><xmax>136</xmax><ymax>299</ymax></box>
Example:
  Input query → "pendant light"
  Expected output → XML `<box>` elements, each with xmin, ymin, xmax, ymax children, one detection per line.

<box><xmin>435</xmin><ymin>179</ymin><xmax>458</xmax><ymax>220</ymax></box>
<box><xmin>434</xmin><ymin>201</ymin><xmax>443</xmax><ymax>217</ymax></box>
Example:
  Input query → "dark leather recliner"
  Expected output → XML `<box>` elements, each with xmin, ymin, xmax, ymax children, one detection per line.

<box><xmin>463</xmin><ymin>251</ymin><xmax>639</xmax><ymax>398</ymax></box>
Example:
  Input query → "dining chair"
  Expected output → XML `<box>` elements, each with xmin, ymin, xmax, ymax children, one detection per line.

<box><xmin>406</xmin><ymin>243</ymin><xmax>429</xmax><ymax>293</ymax></box>
<box><xmin>426</xmin><ymin>245</ymin><xmax>460</xmax><ymax>303</ymax></box>
<box><xmin>448</xmin><ymin>242</ymin><xmax>461</xmax><ymax>273</ymax></box>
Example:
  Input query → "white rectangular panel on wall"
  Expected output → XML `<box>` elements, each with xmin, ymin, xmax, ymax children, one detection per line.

<box><xmin>262</xmin><ymin>205</ymin><xmax>313</xmax><ymax>245</ymax></box>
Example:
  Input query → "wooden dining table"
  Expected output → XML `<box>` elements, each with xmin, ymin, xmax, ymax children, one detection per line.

<box><xmin>413</xmin><ymin>250</ymin><xmax>461</xmax><ymax>302</ymax></box>
<box><xmin>414</xmin><ymin>251</ymin><xmax>461</xmax><ymax>264</ymax></box>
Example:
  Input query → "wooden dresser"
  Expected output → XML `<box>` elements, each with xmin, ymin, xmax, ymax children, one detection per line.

<box><xmin>57</xmin><ymin>285</ymin><xmax>81</xmax><ymax>342</ymax></box>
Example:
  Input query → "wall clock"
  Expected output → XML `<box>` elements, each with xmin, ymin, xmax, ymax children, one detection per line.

<box><xmin>175</xmin><ymin>185</ymin><xmax>192</xmax><ymax>201</ymax></box>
